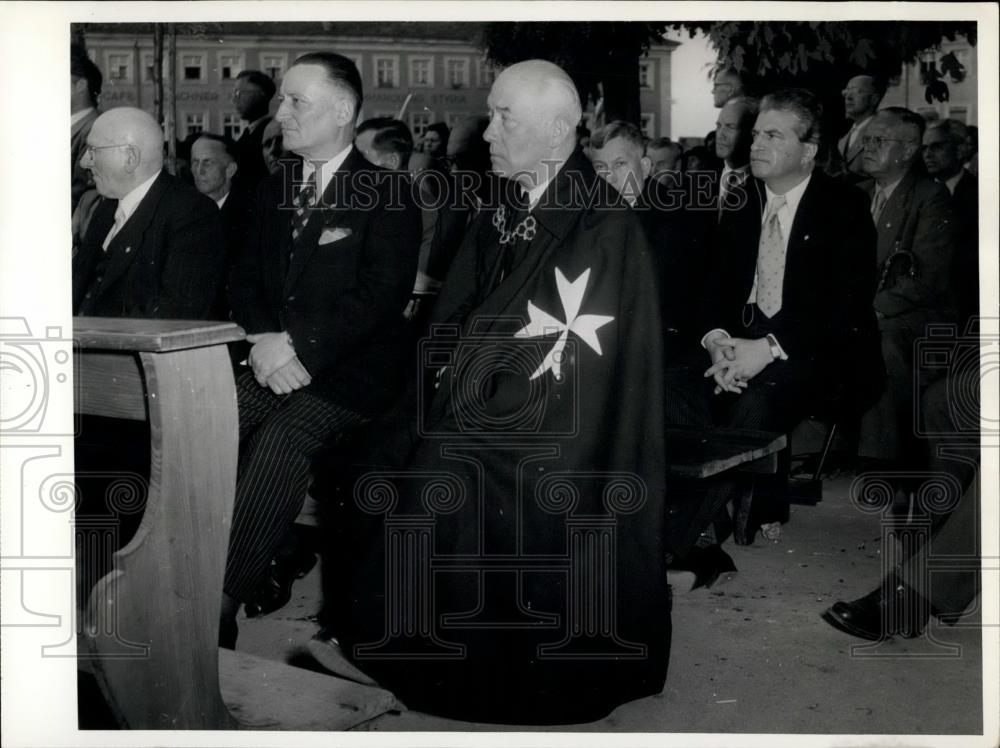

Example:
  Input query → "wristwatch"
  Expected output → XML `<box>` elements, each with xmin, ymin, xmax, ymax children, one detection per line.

<box><xmin>765</xmin><ymin>334</ymin><xmax>782</xmax><ymax>361</ymax></box>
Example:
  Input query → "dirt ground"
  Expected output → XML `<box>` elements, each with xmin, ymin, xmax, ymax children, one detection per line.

<box><xmin>236</xmin><ymin>471</ymin><xmax>987</xmax><ymax>738</ymax></box>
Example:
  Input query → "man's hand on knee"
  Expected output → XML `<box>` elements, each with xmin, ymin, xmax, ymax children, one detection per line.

<box><xmin>247</xmin><ymin>331</ymin><xmax>297</xmax><ymax>383</ymax></box>
<box><xmin>264</xmin><ymin>357</ymin><xmax>312</xmax><ymax>395</ymax></box>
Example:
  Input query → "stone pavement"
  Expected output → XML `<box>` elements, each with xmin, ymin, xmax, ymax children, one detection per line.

<box><xmin>235</xmin><ymin>473</ymin><xmax>988</xmax><ymax>736</ymax></box>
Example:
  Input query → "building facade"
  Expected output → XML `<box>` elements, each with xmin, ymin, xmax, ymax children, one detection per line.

<box><xmin>79</xmin><ymin>22</ymin><xmax>676</xmax><ymax>142</ymax></box>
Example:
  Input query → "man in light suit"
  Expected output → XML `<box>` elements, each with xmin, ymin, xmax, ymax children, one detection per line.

<box><xmin>221</xmin><ymin>52</ymin><xmax>422</xmax><ymax>647</ymax></box>
<box><xmin>838</xmin><ymin>75</ymin><xmax>885</xmax><ymax>182</ymax></box>
<box><xmin>856</xmin><ymin>107</ymin><xmax>956</xmax><ymax>468</ymax></box>
<box><xmin>665</xmin><ymin>88</ymin><xmax>881</xmax><ymax>562</ymax></box>
<box><xmin>72</xmin><ymin>108</ymin><xmax>225</xmax><ymax>319</ymax></box>
<box><xmin>71</xmin><ymin>50</ymin><xmax>102</xmax><ymax>213</ymax></box>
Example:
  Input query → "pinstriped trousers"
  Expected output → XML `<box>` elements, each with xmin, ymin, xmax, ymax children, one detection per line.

<box><xmin>223</xmin><ymin>369</ymin><xmax>366</xmax><ymax>601</ymax></box>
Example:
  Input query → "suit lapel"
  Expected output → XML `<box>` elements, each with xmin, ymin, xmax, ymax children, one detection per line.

<box><xmin>282</xmin><ymin>149</ymin><xmax>363</xmax><ymax>296</ymax></box>
<box><xmin>874</xmin><ymin>170</ymin><xmax>916</xmax><ymax>265</ymax></box>
<box><xmin>97</xmin><ymin>172</ymin><xmax>168</xmax><ymax>294</ymax></box>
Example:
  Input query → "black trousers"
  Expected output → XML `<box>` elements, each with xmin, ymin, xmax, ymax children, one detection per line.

<box><xmin>223</xmin><ymin>369</ymin><xmax>366</xmax><ymax>601</ymax></box>
<box><xmin>663</xmin><ymin>342</ymin><xmax>819</xmax><ymax>554</ymax></box>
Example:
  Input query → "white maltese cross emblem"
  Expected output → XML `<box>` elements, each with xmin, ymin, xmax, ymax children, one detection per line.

<box><xmin>514</xmin><ymin>267</ymin><xmax>615</xmax><ymax>380</ymax></box>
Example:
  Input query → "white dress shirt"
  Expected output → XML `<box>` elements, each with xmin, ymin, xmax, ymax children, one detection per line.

<box><xmin>103</xmin><ymin>170</ymin><xmax>161</xmax><ymax>250</ymax></box>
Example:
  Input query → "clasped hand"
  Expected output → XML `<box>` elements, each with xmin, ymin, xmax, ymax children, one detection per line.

<box><xmin>703</xmin><ymin>335</ymin><xmax>773</xmax><ymax>395</ymax></box>
<box><xmin>246</xmin><ymin>332</ymin><xmax>312</xmax><ymax>394</ymax></box>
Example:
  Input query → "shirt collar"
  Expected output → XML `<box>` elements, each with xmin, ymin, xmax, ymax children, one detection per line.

<box><xmin>117</xmin><ymin>170</ymin><xmax>161</xmax><ymax>223</ymax></box>
<box><xmin>878</xmin><ymin>175</ymin><xmax>904</xmax><ymax>202</ymax></box>
<box><xmin>526</xmin><ymin>172</ymin><xmax>556</xmax><ymax>210</ymax></box>
<box><xmin>301</xmin><ymin>144</ymin><xmax>353</xmax><ymax>197</ymax></box>
<box><xmin>943</xmin><ymin>171</ymin><xmax>964</xmax><ymax>195</ymax></box>
<box><xmin>764</xmin><ymin>171</ymin><xmax>811</xmax><ymax>217</ymax></box>
<box><xmin>71</xmin><ymin>107</ymin><xmax>95</xmax><ymax>127</ymax></box>
<box><xmin>850</xmin><ymin>114</ymin><xmax>874</xmax><ymax>131</ymax></box>
<box><xmin>216</xmin><ymin>191</ymin><xmax>230</xmax><ymax>209</ymax></box>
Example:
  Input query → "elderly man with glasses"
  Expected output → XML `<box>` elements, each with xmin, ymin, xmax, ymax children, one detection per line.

<box><xmin>856</xmin><ymin>107</ymin><xmax>956</xmax><ymax>474</ymax></box>
<box><xmin>72</xmin><ymin>106</ymin><xmax>225</xmax><ymax>319</ymax></box>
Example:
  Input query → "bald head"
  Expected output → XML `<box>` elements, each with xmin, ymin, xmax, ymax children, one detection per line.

<box><xmin>81</xmin><ymin>107</ymin><xmax>164</xmax><ymax>198</ymax></box>
<box><xmin>484</xmin><ymin>59</ymin><xmax>582</xmax><ymax>189</ymax></box>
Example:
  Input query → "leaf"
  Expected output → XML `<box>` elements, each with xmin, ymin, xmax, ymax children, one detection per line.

<box><xmin>925</xmin><ymin>79</ymin><xmax>949</xmax><ymax>104</ymax></box>
<box><xmin>939</xmin><ymin>51</ymin><xmax>967</xmax><ymax>82</ymax></box>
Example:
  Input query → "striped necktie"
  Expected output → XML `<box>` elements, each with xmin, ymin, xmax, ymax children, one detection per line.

<box><xmin>291</xmin><ymin>179</ymin><xmax>317</xmax><ymax>244</ymax></box>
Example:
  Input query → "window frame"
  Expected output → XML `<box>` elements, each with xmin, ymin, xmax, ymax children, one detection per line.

<box><xmin>217</xmin><ymin>50</ymin><xmax>246</xmax><ymax>82</ymax></box>
<box><xmin>443</xmin><ymin>56</ymin><xmax>470</xmax><ymax>89</ymax></box>
<box><xmin>373</xmin><ymin>55</ymin><xmax>400</xmax><ymax>89</ymax></box>
<box><xmin>105</xmin><ymin>49</ymin><xmax>134</xmax><ymax>84</ymax></box>
<box><xmin>408</xmin><ymin>56</ymin><xmax>434</xmax><ymax>88</ymax></box>
<box><xmin>179</xmin><ymin>51</ymin><xmax>207</xmax><ymax>84</ymax></box>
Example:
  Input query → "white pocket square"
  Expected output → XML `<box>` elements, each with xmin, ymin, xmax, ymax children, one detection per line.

<box><xmin>319</xmin><ymin>226</ymin><xmax>353</xmax><ymax>245</ymax></box>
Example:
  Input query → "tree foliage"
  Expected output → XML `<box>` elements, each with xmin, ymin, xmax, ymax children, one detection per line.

<box><xmin>480</xmin><ymin>22</ymin><xmax>668</xmax><ymax>124</ymax></box>
<box><xmin>674</xmin><ymin>21</ymin><xmax>976</xmax><ymax>101</ymax></box>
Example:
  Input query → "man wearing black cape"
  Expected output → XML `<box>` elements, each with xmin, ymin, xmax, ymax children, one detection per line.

<box><xmin>314</xmin><ymin>60</ymin><xmax>671</xmax><ymax>725</ymax></box>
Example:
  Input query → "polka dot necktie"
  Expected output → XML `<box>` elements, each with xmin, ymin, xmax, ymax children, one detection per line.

<box><xmin>755</xmin><ymin>194</ymin><xmax>787</xmax><ymax>318</ymax></box>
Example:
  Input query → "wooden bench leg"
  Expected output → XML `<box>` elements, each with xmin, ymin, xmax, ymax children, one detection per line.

<box><xmin>84</xmin><ymin>346</ymin><xmax>240</xmax><ymax>729</ymax></box>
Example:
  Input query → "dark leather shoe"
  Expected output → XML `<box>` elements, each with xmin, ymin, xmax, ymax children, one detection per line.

<box><xmin>244</xmin><ymin>548</ymin><xmax>317</xmax><ymax>618</ymax></box>
<box><xmin>667</xmin><ymin>544</ymin><xmax>738</xmax><ymax>590</ymax></box>
<box><xmin>822</xmin><ymin>577</ymin><xmax>929</xmax><ymax>641</ymax></box>
<box><xmin>307</xmin><ymin>628</ymin><xmax>379</xmax><ymax>686</ymax></box>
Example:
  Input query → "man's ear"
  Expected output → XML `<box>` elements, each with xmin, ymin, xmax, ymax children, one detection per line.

<box><xmin>225</xmin><ymin>161</ymin><xmax>238</xmax><ymax>181</ymax></box>
<box><xmin>900</xmin><ymin>141</ymin><xmax>920</xmax><ymax>163</ymax></box>
<box><xmin>386</xmin><ymin>153</ymin><xmax>402</xmax><ymax>171</ymax></box>
<box><xmin>550</xmin><ymin>115</ymin><xmax>571</xmax><ymax>147</ymax></box>
<box><xmin>73</xmin><ymin>77</ymin><xmax>89</xmax><ymax>96</ymax></box>
<box><xmin>640</xmin><ymin>155</ymin><xmax>652</xmax><ymax>181</ymax></box>
<box><xmin>334</xmin><ymin>97</ymin><xmax>356</xmax><ymax>127</ymax></box>
<box><xmin>121</xmin><ymin>144</ymin><xmax>141</xmax><ymax>174</ymax></box>
<box><xmin>801</xmin><ymin>141</ymin><xmax>818</xmax><ymax>167</ymax></box>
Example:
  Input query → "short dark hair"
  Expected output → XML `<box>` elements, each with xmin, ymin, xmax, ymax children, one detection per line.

<box><xmin>71</xmin><ymin>47</ymin><xmax>103</xmax><ymax>105</ymax></box>
<box><xmin>292</xmin><ymin>52</ymin><xmax>363</xmax><ymax>114</ymax></box>
<box><xmin>357</xmin><ymin>117</ymin><xmax>413</xmax><ymax>164</ymax></box>
<box><xmin>192</xmin><ymin>132</ymin><xmax>239</xmax><ymax>162</ymax></box>
<box><xmin>927</xmin><ymin>117</ymin><xmax>966</xmax><ymax>146</ymax></box>
<box><xmin>591</xmin><ymin>120</ymin><xmax>645</xmax><ymax>152</ymax></box>
<box><xmin>424</xmin><ymin>121</ymin><xmax>450</xmax><ymax>142</ymax></box>
<box><xmin>880</xmin><ymin>106</ymin><xmax>927</xmax><ymax>142</ymax></box>
<box><xmin>759</xmin><ymin>88</ymin><xmax>823</xmax><ymax>144</ymax></box>
<box><xmin>235</xmin><ymin>70</ymin><xmax>276</xmax><ymax>101</ymax></box>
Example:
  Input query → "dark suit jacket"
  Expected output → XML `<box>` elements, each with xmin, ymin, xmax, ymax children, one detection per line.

<box><xmin>233</xmin><ymin>116</ymin><xmax>271</xmax><ymax>193</ymax></box>
<box><xmin>73</xmin><ymin>171</ymin><xmax>226</xmax><ymax>319</ymax></box>
<box><xmin>861</xmin><ymin>168</ymin><xmax>955</xmax><ymax>321</ymax></box>
<box><xmin>949</xmin><ymin>170</ymin><xmax>979</xmax><ymax>330</ymax></box>
<box><xmin>229</xmin><ymin>147</ymin><xmax>422</xmax><ymax>416</ymax></box>
<box><xmin>634</xmin><ymin>175</ymin><xmax>712</xmax><ymax>346</ymax></box>
<box><xmin>705</xmin><ymin>169</ymin><xmax>882</xmax><ymax>410</ymax></box>
<box><xmin>211</xmin><ymin>187</ymin><xmax>257</xmax><ymax>319</ymax></box>
<box><xmin>837</xmin><ymin>117</ymin><xmax>873</xmax><ymax>182</ymax></box>
<box><xmin>71</xmin><ymin>109</ymin><xmax>99</xmax><ymax>212</ymax></box>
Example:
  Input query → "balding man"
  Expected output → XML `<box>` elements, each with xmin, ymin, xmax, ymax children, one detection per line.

<box><xmin>327</xmin><ymin>59</ymin><xmax>670</xmax><ymax>725</ymax></box>
<box><xmin>72</xmin><ymin>107</ymin><xmax>225</xmax><ymax>318</ymax></box>
<box><xmin>712</xmin><ymin>67</ymin><xmax>746</xmax><ymax>108</ymax></box>
<box><xmin>838</xmin><ymin>75</ymin><xmax>886</xmax><ymax>181</ymax></box>
<box><xmin>857</xmin><ymin>107</ymin><xmax>956</xmax><ymax>469</ymax></box>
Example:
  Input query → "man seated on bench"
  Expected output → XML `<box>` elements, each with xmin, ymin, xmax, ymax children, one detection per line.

<box><xmin>663</xmin><ymin>88</ymin><xmax>881</xmax><ymax>582</ymax></box>
<box><xmin>221</xmin><ymin>52</ymin><xmax>421</xmax><ymax>647</ymax></box>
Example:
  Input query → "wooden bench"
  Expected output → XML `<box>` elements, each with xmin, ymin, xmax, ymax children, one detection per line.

<box><xmin>664</xmin><ymin>425</ymin><xmax>787</xmax><ymax>546</ymax></box>
<box><xmin>74</xmin><ymin>317</ymin><xmax>397</xmax><ymax>730</ymax></box>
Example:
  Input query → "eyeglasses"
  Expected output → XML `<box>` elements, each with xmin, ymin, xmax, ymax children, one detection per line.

<box><xmin>84</xmin><ymin>143</ymin><xmax>129</xmax><ymax>159</ymax></box>
<box><xmin>861</xmin><ymin>136</ymin><xmax>914</xmax><ymax>149</ymax></box>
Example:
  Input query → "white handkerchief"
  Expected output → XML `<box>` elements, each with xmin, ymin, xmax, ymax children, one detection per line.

<box><xmin>319</xmin><ymin>226</ymin><xmax>353</xmax><ymax>245</ymax></box>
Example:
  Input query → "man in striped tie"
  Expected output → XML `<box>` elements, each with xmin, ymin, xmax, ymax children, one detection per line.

<box><xmin>223</xmin><ymin>52</ymin><xmax>422</xmax><ymax>647</ymax></box>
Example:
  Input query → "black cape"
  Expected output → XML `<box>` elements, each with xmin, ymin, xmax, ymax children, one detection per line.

<box><xmin>328</xmin><ymin>152</ymin><xmax>671</xmax><ymax>724</ymax></box>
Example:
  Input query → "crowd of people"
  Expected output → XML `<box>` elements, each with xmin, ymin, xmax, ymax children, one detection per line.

<box><xmin>70</xmin><ymin>45</ymin><xmax>981</xmax><ymax>725</ymax></box>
